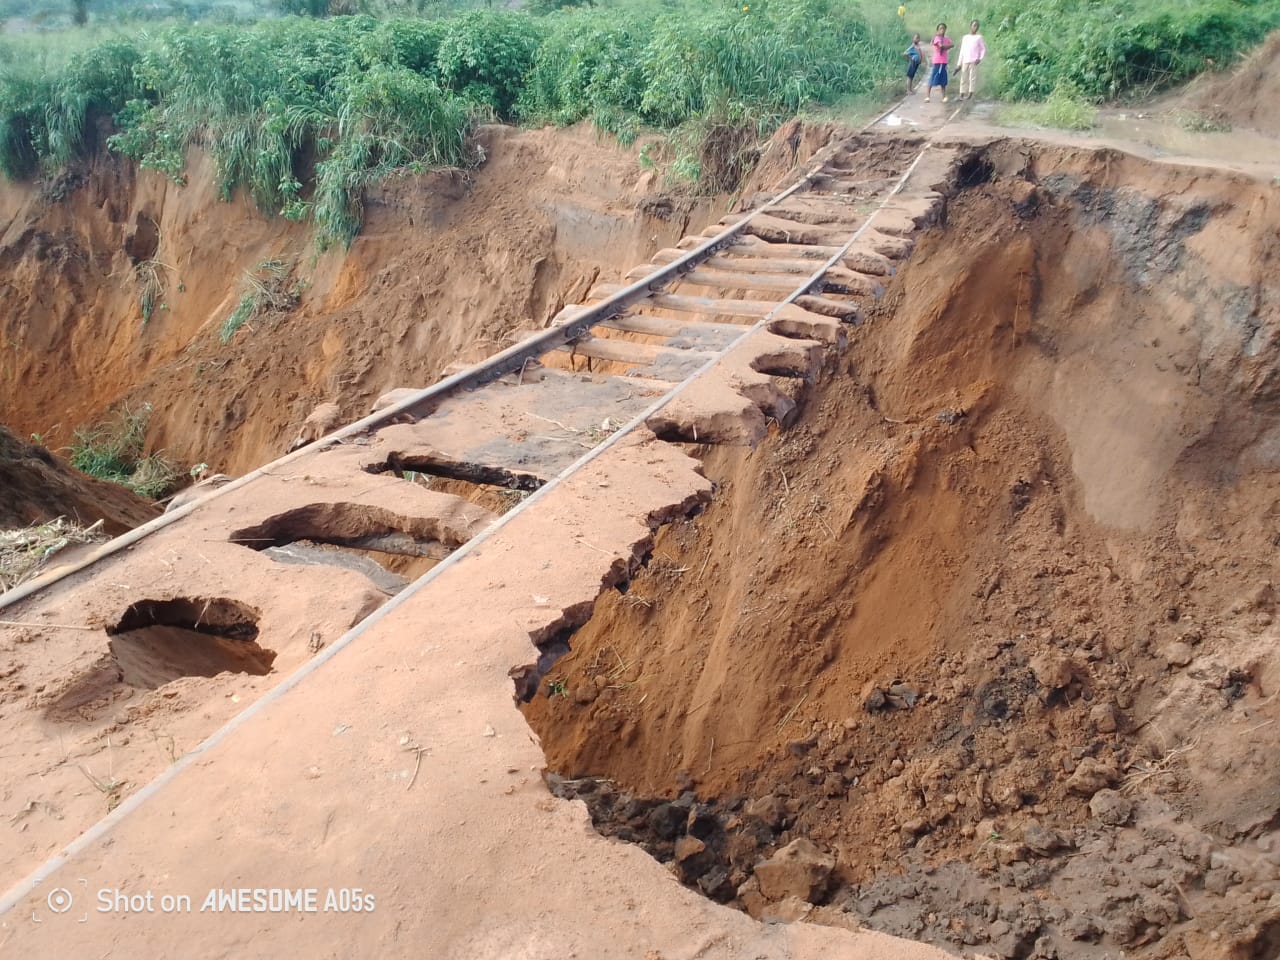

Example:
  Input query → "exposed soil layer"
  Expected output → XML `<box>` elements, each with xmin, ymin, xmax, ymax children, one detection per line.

<box><xmin>1184</xmin><ymin>31</ymin><xmax>1280</xmax><ymax>137</ymax></box>
<box><xmin>523</xmin><ymin>140</ymin><xmax>1280</xmax><ymax>959</ymax></box>
<box><xmin>46</xmin><ymin>597</ymin><xmax>272</xmax><ymax>723</ymax></box>
<box><xmin>0</xmin><ymin>124</ymin><xmax>720</xmax><ymax>478</ymax></box>
<box><xmin>0</xmin><ymin>424</ymin><xmax>159</xmax><ymax>534</ymax></box>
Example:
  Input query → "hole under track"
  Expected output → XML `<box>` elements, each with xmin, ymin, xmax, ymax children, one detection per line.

<box><xmin>366</xmin><ymin>456</ymin><xmax>543</xmax><ymax>516</ymax></box>
<box><xmin>229</xmin><ymin>501</ymin><xmax>469</xmax><ymax>594</ymax></box>
<box><xmin>45</xmin><ymin>597</ymin><xmax>271</xmax><ymax>723</ymax></box>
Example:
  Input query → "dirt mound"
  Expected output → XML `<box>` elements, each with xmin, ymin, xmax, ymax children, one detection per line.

<box><xmin>739</xmin><ymin>117</ymin><xmax>854</xmax><ymax>196</ymax></box>
<box><xmin>0</xmin><ymin>124</ymin><xmax>720</xmax><ymax>477</ymax></box>
<box><xmin>523</xmin><ymin>141</ymin><xmax>1280</xmax><ymax>958</ymax></box>
<box><xmin>0</xmin><ymin>424</ymin><xmax>158</xmax><ymax>534</ymax></box>
<box><xmin>1185</xmin><ymin>30</ymin><xmax>1280</xmax><ymax>136</ymax></box>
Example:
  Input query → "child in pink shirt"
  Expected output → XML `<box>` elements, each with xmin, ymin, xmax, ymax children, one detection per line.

<box><xmin>958</xmin><ymin>20</ymin><xmax>987</xmax><ymax>100</ymax></box>
<box><xmin>925</xmin><ymin>23</ymin><xmax>954</xmax><ymax>103</ymax></box>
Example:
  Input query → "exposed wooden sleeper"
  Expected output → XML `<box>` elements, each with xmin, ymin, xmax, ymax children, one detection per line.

<box><xmin>557</xmin><ymin>333</ymin><xmax>714</xmax><ymax>367</ymax></box>
<box><xmin>599</xmin><ymin>313</ymin><xmax>746</xmax><ymax>338</ymax></box>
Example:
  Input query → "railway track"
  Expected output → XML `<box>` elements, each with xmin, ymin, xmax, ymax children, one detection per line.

<box><xmin>0</xmin><ymin>124</ymin><xmax>959</xmax><ymax>917</ymax></box>
<box><xmin>0</xmin><ymin>133</ymin><xmax>951</xmax><ymax>611</ymax></box>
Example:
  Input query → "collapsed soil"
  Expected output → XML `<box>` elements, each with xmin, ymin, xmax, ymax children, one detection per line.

<box><xmin>523</xmin><ymin>140</ymin><xmax>1280</xmax><ymax>959</ymax></box>
<box><xmin>1184</xmin><ymin>30</ymin><xmax>1280</xmax><ymax>137</ymax></box>
<box><xmin>3</xmin><ymin>94</ymin><xmax>1279</xmax><ymax>958</ymax></box>
<box><xmin>0</xmin><ymin>424</ymin><xmax>158</xmax><ymax>535</ymax></box>
<box><xmin>0</xmin><ymin>123</ymin><xmax>721</xmax><ymax>479</ymax></box>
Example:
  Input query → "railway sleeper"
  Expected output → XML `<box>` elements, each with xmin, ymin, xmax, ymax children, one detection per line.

<box><xmin>765</xmin><ymin>204</ymin><xmax>869</xmax><ymax>228</ymax></box>
<box><xmin>735</xmin><ymin>214</ymin><xmax>851</xmax><ymax>247</ymax></box>
<box><xmin>587</xmin><ymin>288</ymin><xmax>858</xmax><ymax>335</ymax></box>
<box><xmin>373</xmin><ymin>452</ymin><xmax>547</xmax><ymax>493</ymax></box>
<box><xmin>665</xmin><ymin>267</ymin><xmax>825</xmax><ymax>295</ymax></box>
<box><xmin>794</xmin><ymin>294</ymin><xmax>862</xmax><ymax>322</ymax></box>
<box><xmin>598</xmin><ymin>312</ymin><xmax>744</xmax><ymax>340</ymax></box>
<box><xmin>645</xmin><ymin>347</ymin><xmax>811</xmax><ymax>444</ymax></box>
<box><xmin>649</xmin><ymin>247</ymin><xmax>890</xmax><ymax>286</ymax></box>
<box><xmin>681</xmin><ymin>233</ymin><xmax>843</xmax><ymax>259</ymax></box>
<box><xmin>557</xmin><ymin>332</ymin><xmax>715</xmax><ymax>368</ymax></box>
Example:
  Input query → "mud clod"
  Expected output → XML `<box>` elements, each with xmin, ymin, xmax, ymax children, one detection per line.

<box><xmin>753</xmin><ymin>838</ymin><xmax>835</xmax><ymax>904</ymax></box>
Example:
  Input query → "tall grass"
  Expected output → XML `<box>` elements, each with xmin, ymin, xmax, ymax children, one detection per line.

<box><xmin>519</xmin><ymin>0</ymin><xmax>901</xmax><ymax>186</ymax></box>
<box><xmin>69</xmin><ymin>403</ymin><xmax>179</xmax><ymax>498</ymax></box>
<box><xmin>995</xmin><ymin>83</ymin><xmax>1099</xmax><ymax>131</ymax></box>
<box><xmin>1</xmin><ymin>0</ymin><xmax>1276</xmax><ymax>246</ymax></box>
<box><xmin>983</xmin><ymin>0</ymin><xmax>1280</xmax><ymax>101</ymax></box>
<box><xmin>102</xmin><ymin>17</ymin><xmax>479</xmax><ymax>248</ymax></box>
<box><xmin>0</xmin><ymin>1</ymin><xmax>909</xmax><ymax>242</ymax></box>
<box><xmin>520</xmin><ymin>0</ymin><xmax>897</xmax><ymax>132</ymax></box>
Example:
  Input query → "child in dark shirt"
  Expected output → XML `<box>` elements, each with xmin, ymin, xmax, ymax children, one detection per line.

<box><xmin>904</xmin><ymin>34</ymin><xmax>923</xmax><ymax>94</ymax></box>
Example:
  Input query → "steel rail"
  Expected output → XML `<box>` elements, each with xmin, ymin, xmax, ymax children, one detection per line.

<box><xmin>0</xmin><ymin>95</ymin><xmax>912</xmax><ymax>612</ymax></box>
<box><xmin>0</xmin><ymin>164</ymin><xmax>826</xmax><ymax>611</ymax></box>
<box><xmin>0</xmin><ymin>132</ymin><xmax>934</xmax><ymax>922</ymax></box>
<box><xmin>0</xmin><ymin>196</ymin><xmax>814</xmax><ymax>609</ymax></box>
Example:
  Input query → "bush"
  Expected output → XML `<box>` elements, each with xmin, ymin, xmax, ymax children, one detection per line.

<box><xmin>103</xmin><ymin>17</ymin><xmax>472</xmax><ymax>247</ymax></box>
<box><xmin>313</xmin><ymin>62</ymin><xmax>470</xmax><ymax>246</ymax></box>
<box><xmin>435</xmin><ymin>11</ymin><xmax>542</xmax><ymax>117</ymax></box>
<box><xmin>985</xmin><ymin>0</ymin><xmax>1280</xmax><ymax>101</ymax></box>
<box><xmin>516</xmin><ymin>12</ymin><xmax>647</xmax><ymax>135</ymax></box>
<box><xmin>639</xmin><ymin>0</ymin><xmax>891</xmax><ymax>128</ymax></box>
<box><xmin>8</xmin><ymin>0</ymin><xmax>1275</xmax><ymax>241</ymax></box>
<box><xmin>520</xmin><ymin>0</ymin><xmax>898</xmax><ymax>164</ymax></box>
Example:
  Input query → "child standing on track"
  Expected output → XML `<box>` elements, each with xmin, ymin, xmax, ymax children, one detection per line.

<box><xmin>958</xmin><ymin>20</ymin><xmax>987</xmax><ymax>100</ymax></box>
<box><xmin>904</xmin><ymin>33</ymin><xmax>923</xmax><ymax>94</ymax></box>
<box><xmin>925</xmin><ymin>23</ymin><xmax>953</xmax><ymax>103</ymax></box>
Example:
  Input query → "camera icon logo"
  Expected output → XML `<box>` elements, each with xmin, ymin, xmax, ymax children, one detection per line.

<box><xmin>45</xmin><ymin>888</ymin><xmax>74</xmax><ymax>914</ymax></box>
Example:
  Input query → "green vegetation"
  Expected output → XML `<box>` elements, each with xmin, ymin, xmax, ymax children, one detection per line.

<box><xmin>69</xmin><ymin>403</ymin><xmax>179</xmax><ymax>498</ymax></box>
<box><xmin>0</xmin><ymin>0</ymin><xmax>268</xmax><ymax>26</ymax></box>
<box><xmin>984</xmin><ymin>0</ymin><xmax>1280</xmax><ymax>101</ymax></box>
<box><xmin>995</xmin><ymin>82</ymin><xmax>1098</xmax><ymax>131</ymax></box>
<box><xmin>0</xmin><ymin>1</ymin><xmax>904</xmax><ymax>246</ymax></box>
<box><xmin>0</xmin><ymin>0</ymin><xmax>1276</xmax><ymax>248</ymax></box>
<box><xmin>220</xmin><ymin>258</ymin><xmax>303</xmax><ymax>342</ymax></box>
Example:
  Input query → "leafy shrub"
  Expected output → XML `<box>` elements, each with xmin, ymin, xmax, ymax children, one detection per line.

<box><xmin>639</xmin><ymin>0</ymin><xmax>891</xmax><ymax>128</ymax></box>
<box><xmin>516</xmin><ymin>12</ymin><xmax>647</xmax><ymax>133</ymax></box>
<box><xmin>104</xmin><ymin>17</ymin><xmax>471</xmax><ymax>247</ymax></box>
<box><xmin>6</xmin><ymin>0</ymin><xmax>1275</xmax><ymax>242</ymax></box>
<box><xmin>985</xmin><ymin>0</ymin><xmax>1280</xmax><ymax>101</ymax></box>
<box><xmin>527</xmin><ymin>0</ymin><xmax>594</xmax><ymax>13</ymax></box>
<box><xmin>520</xmin><ymin>0</ymin><xmax>897</xmax><ymax>172</ymax></box>
<box><xmin>371</xmin><ymin>17</ymin><xmax>448</xmax><ymax>73</ymax></box>
<box><xmin>313</xmin><ymin>63</ymin><xmax>469</xmax><ymax>246</ymax></box>
<box><xmin>435</xmin><ymin>11</ymin><xmax>541</xmax><ymax>118</ymax></box>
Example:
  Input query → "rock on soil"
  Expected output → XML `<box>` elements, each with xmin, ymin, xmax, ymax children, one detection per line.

<box><xmin>1088</xmin><ymin>790</ymin><xmax>1133</xmax><ymax>826</ymax></box>
<box><xmin>752</xmin><ymin>838</ymin><xmax>835</xmax><ymax>903</ymax></box>
<box><xmin>1065</xmin><ymin>758</ymin><xmax>1120</xmax><ymax>797</ymax></box>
